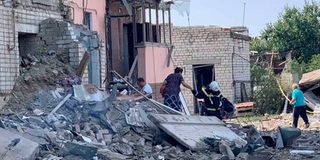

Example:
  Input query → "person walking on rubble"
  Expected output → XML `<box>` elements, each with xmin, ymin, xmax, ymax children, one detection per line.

<box><xmin>192</xmin><ymin>81</ymin><xmax>234</xmax><ymax>120</ymax></box>
<box><xmin>160</xmin><ymin>67</ymin><xmax>193</xmax><ymax>111</ymax></box>
<box><xmin>289</xmin><ymin>83</ymin><xmax>310</xmax><ymax>128</ymax></box>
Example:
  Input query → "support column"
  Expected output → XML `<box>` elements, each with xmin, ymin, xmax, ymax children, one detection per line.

<box><xmin>142</xmin><ymin>0</ymin><xmax>146</xmax><ymax>43</ymax></box>
<box><xmin>168</xmin><ymin>4</ymin><xmax>172</xmax><ymax>45</ymax></box>
<box><xmin>155</xmin><ymin>0</ymin><xmax>160</xmax><ymax>42</ymax></box>
<box><xmin>162</xmin><ymin>8</ymin><xmax>166</xmax><ymax>44</ymax></box>
<box><xmin>148</xmin><ymin>0</ymin><xmax>153</xmax><ymax>42</ymax></box>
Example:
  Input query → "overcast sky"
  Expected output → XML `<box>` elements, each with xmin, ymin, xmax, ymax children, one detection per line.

<box><xmin>171</xmin><ymin>0</ymin><xmax>307</xmax><ymax>36</ymax></box>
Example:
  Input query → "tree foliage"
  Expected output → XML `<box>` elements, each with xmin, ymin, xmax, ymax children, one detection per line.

<box><xmin>261</xmin><ymin>1</ymin><xmax>320</xmax><ymax>61</ymax></box>
<box><xmin>251</xmin><ymin>65</ymin><xmax>284</xmax><ymax>114</ymax></box>
<box><xmin>290</xmin><ymin>59</ymin><xmax>306</xmax><ymax>78</ymax></box>
<box><xmin>306</xmin><ymin>54</ymin><xmax>320</xmax><ymax>72</ymax></box>
<box><xmin>250</xmin><ymin>37</ymin><xmax>271</xmax><ymax>53</ymax></box>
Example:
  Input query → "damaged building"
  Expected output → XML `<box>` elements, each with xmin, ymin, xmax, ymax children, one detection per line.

<box><xmin>0</xmin><ymin>0</ymin><xmax>107</xmax><ymax>106</ymax></box>
<box><xmin>107</xmin><ymin>0</ymin><xmax>175</xmax><ymax>100</ymax></box>
<box><xmin>171</xmin><ymin>26</ymin><xmax>251</xmax><ymax>112</ymax></box>
<box><xmin>0</xmin><ymin>0</ymin><xmax>251</xmax><ymax>114</ymax></box>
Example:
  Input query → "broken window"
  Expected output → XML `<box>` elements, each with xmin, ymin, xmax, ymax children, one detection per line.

<box><xmin>84</xmin><ymin>12</ymin><xmax>92</xmax><ymax>30</ymax></box>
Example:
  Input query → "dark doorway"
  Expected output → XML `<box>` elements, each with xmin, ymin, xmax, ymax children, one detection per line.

<box><xmin>18</xmin><ymin>33</ymin><xmax>38</xmax><ymax>75</ymax></box>
<box><xmin>193</xmin><ymin>65</ymin><xmax>215</xmax><ymax>114</ymax></box>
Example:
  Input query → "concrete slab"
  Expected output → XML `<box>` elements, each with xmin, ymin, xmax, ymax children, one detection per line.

<box><xmin>0</xmin><ymin>128</ymin><xmax>39</xmax><ymax>160</ymax></box>
<box><xmin>148</xmin><ymin>114</ymin><xmax>247</xmax><ymax>151</ymax></box>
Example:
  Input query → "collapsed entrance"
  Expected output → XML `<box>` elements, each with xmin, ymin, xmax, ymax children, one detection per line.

<box><xmin>18</xmin><ymin>33</ymin><xmax>38</xmax><ymax>74</ymax></box>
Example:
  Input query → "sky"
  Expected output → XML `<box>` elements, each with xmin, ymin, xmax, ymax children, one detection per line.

<box><xmin>171</xmin><ymin>0</ymin><xmax>307</xmax><ymax>36</ymax></box>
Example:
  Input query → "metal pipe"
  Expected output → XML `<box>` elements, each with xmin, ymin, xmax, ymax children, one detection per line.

<box><xmin>168</xmin><ymin>4</ymin><xmax>172</xmax><ymax>45</ymax></box>
<box><xmin>155</xmin><ymin>0</ymin><xmax>160</xmax><ymax>43</ymax></box>
<box><xmin>142</xmin><ymin>0</ymin><xmax>146</xmax><ymax>43</ymax></box>
<box><xmin>162</xmin><ymin>8</ymin><xmax>166</xmax><ymax>44</ymax></box>
<box><xmin>148</xmin><ymin>0</ymin><xmax>153</xmax><ymax>42</ymax></box>
<box><xmin>112</xmin><ymin>70</ymin><xmax>183</xmax><ymax>115</ymax></box>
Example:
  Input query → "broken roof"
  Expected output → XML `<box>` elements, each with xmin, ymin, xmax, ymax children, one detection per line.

<box><xmin>299</xmin><ymin>69</ymin><xmax>320</xmax><ymax>90</ymax></box>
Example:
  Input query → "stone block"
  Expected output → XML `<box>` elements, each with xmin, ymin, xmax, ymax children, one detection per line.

<box><xmin>63</xmin><ymin>142</ymin><xmax>98</xmax><ymax>159</ymax></box>
<box><xmin>0</xmin><ymin>128</ymin><xmax>39</xmax><ymax>160</ymax></box>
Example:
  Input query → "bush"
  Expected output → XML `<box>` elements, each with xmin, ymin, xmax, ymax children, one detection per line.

<box><xmin>251</xmin><ymin>65</ymin><xmax>284</xmax><ymax>114</ymax></box>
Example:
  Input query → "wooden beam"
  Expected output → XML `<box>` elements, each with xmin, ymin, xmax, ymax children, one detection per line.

<box><xmin>184</xmin><ymin>58</ymin><xmax>221</xmax><ymax>65</ymax></box>
<box><xmin>76</xmin><ymin>52</ymin><xmax>89</xmax><ymax>78</ymax></box>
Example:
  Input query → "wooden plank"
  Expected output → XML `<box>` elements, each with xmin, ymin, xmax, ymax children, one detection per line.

<box><xmin>76</xmin><ymin>52</ymin><xmax>89</xmax><ymax>78</ymax></box>
<box><xmin>179</xmin><ymin>92</ymin><xmax>190</xmax><ymax>115</ymax></box>
<box><xmin>49</xmin><ymin>94</ymin><xmax>72</xmax><ymax>115</ymax></box>
<box><xmin>128</xmin><ymin>55</ymin><xmax>138</xmax><ymax>79</ymax></box>
<box><xmin>184</xmin><ymin>58</ymin><xmax>221</xmax><ymax>65</ymax></box>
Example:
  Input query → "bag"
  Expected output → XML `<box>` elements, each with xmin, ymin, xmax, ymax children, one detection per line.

<box><xmin>160</xmin><ymin>85</ymin><xmax>166</xmax><ymax>97</ymax></box>
<box><xmin>221</xmin><ymin>98</ymin><xmax>236</xmax><ymax>118</ymax></box>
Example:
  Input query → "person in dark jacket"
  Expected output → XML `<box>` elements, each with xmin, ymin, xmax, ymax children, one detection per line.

<box><xmin>161</xmin><ymin>67</ymin><xmax>193</xmax><ymax>111</ymax></box>
<box><xmin>192</xmin><ymin>81</ymin><xmax>225</xmax><ymax>119</ymax></box>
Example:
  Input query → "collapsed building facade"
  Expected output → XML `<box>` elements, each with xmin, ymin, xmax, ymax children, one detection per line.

<box><xmin>0</xmin><ymin>0</ymin><xmax>251</xmax><ymax>113</ymax></box>
<box><xmin>0</xmin><ymin>0</ymin><xmax>108</xmax><ymax>106</ymax></box>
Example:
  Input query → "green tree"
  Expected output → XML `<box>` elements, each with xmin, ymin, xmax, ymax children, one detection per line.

<box><xmin>251</xmin><ymin>65</ymin><xmax>284</xmax><ymax>114</ymax></box>
<box><xmin>306</xmin><ymin>54</ymin><xmax>320</xmax><ymax>72</ymax></box>
<box><xmin>250</xmin><ymin>37</ymin><xmax>271</xmax><ymax>53</ymax></box>
<box><xmin>261</xmin><ymin>1</ymin><xmax>320</xmax><ymax>61</ymax></box>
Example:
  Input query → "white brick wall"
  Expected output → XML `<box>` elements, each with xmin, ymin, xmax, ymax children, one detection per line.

<box><xmin>0</xmin><ymin>1</ymin><xmax>107</xmax><ymax>93</ymax></box>
<box><xmin>0</xmin><ymin>2</ymin><xmax>62</xmax><ymax>93</ymax></box>
<box><xmin>171</xmin><ymin>26</ymin><xmax>251</xmax><ymax>112</ymax></box>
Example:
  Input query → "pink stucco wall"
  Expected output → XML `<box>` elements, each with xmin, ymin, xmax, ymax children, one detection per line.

<box><xmin>69</xmin><ymin>0</ymin><xmax>106</xmax><ymax>41</ymax></box>
<box><xmin>138</xmin><ymin>44</ymin><xmax>174</xmax><ymax>84</ymax></box>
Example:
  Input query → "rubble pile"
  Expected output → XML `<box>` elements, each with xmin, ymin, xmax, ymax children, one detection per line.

<box><xmin>1</xmin><ymin>49</ymin><xmax>319</xmax><ymax>160</ymax></box>
<box><xmin>4</xmin><ymin>51</ymin><xmax>75</xmax><ymax>112</ymax></box>
<box><xmin>0</xmin><ymin>93</ymin><xmax>230</xmax><ymax>160</ymax></box>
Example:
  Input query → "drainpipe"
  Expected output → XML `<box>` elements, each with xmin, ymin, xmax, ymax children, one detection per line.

<box><xmin>232</xmin><ymin>46</ymin><xmax>235</xmax><ymax>103</ymax></box>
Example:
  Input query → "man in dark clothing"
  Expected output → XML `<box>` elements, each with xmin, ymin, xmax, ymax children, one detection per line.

<box><xmin>161</xmin><ymin>67</ymin><xmax>193</xmax><ymax>111</ymax></box>
<box><xmin>192</xmin><ymin>81</ymin><xmax>224</xmax><ymax>119</ymax></box>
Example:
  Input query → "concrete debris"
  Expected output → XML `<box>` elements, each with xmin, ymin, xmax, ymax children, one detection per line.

<box><xmin>148</xmin><ymin>114</ymin><xmax>247</xmax><ymax>151</ymax></box>
<box><xmin>0</xmin><ymin>128</ymin><xmax>39</xmax><ymax>160</ymax></box>
<box><xmin>73</xmin><ymin>84</ymin><xmax>108</xmax><ymax>102</ymax></box>
<box><xmin>219</xmin><ymin>140</ymin><xmax>235</xmax><ymax>159</ymax></box>
<box><xmin>290</xmin><ymin>150</ymin><xmax>315</xmax><ymax>155</ymax></box>
<box><xmin>63</xmin><ymin>142</ymin><xmax>99</xmax><ymax>158</ymax></box>
<box><xmin>97</xmin><ymin>149</ymin><xmax>129</xmax><ymax>160</ymax></box>
<box><xmin>0</xmin><ymin>50</ymin><xmax>318</xmax><ymax>159</ymax></box>
<box><xmin>33</xmin><ymin>109</ymin><xmax>44</xmax><ymax>116</ymax></box>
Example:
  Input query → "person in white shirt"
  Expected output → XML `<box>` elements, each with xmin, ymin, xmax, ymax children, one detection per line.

<box><xmin>137</xmin><ymin>77</ymin><xmax>153</xmax><ymax>98</ymax></box>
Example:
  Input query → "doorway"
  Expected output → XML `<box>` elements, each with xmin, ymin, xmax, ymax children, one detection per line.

<box><xmin>192</xmin><ymin>65</ymin><xmax>215</xmax><ymax>114</ymax></box>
